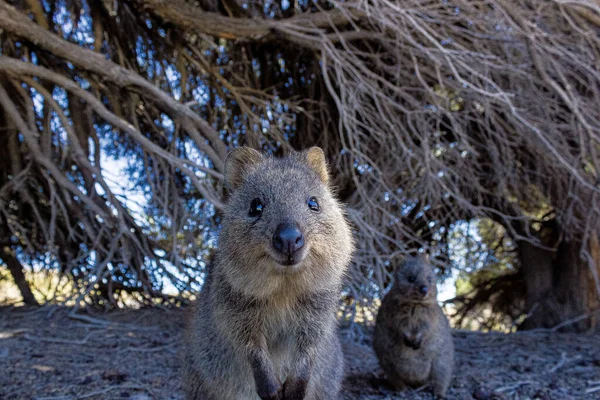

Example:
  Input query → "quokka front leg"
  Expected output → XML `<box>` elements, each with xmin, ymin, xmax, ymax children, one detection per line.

<box><xmin>283</xmin><ymin>292</ymin><xmax>336</xmax><ymax>400</ymax></box>
<box><xmin>247</xmin><ymin>340</ymin><xmax>283</xmax><ymax>400</ymax></box>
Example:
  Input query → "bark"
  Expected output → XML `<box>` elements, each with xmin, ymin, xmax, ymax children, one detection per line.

<box><xmin>519</xmin><ymin>231</ymin><xmax>600</xmax><ymax>332</ymax></box>
<box><xmin>1</xmin><ymin>247</ymin><xmax>39</xmax><ymax>306</ymax></box>
<box><xmin>140</xmin><ymin>0</ymin><xmax>356</xmax><ymax>40</ymax></box>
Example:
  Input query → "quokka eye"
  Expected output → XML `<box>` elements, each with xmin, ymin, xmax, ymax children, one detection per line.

<box><xmin>249</xmin><ymin>198</ymin><xmax>264</xmax><ymax>218</ymax></box>
<box><xmin>407</xmin><ymin>275</ymin><xmax>416</xmax><ymax>283</ymax></box>
<box><xmin>307</xmin><ymin>196</ymin><xmax>320</xmax><ymax>212</ymax></box>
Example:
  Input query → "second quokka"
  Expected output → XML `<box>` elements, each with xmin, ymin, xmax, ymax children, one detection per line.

<box><xmin>182</xmin><ymin>147</ymin><xmax>354</xmax><ymax>400</ymax></box>
<box><xmin>373</xmin><ymin>256</ymin><xmax>454</xmax><ymax>398</ymax></box>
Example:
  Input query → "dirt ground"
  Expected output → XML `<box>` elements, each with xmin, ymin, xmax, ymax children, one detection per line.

<box><xmin>1</xmin><ymin>306</ymin><xmax>599</xmax><ymax>400</ymax></box>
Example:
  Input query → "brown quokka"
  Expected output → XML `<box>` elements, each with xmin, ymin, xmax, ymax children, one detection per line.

<box><xmin>373</xmin><ymin>256</ymin><xmax>454</xmax><ymax>398</ymax></box>
<box><xmin>182</xmin><ymin>147</ymin><xmax>354</xmax><ymax>400</ymax></box>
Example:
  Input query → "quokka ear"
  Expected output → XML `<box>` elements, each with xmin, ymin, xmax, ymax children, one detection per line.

<box><xmin>224</xmin><ymin>147</ymin><xmax>263</xmax><ymax>191</ymax></box>
<box><xmin>304</xmin><ymin>146</ymin><xmax>329</xmax><ymax>185</ymax></box>
<box><xmin>394</xmin><ymin>256</ymin><xmax>408</xmax><ymax>273</ymax></box>
<box><xmin>417</xmin><ymin>253</ymin><xmax>436</xmax><ymax>273</ymax></box>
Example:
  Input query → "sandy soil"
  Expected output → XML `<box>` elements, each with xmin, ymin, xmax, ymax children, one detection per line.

<box><xmin>1</xmin><ymin>306</ymin><xmax>599</xmax><ymax>400</ymax></box>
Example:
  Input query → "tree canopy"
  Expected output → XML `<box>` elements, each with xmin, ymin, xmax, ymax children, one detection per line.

<box><xmin>0</xmin><ymin>0</ymin><xmax>599</xmax><ymax>330</ymax></box>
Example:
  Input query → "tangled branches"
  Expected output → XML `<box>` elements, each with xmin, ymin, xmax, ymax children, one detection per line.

<box><xmin>0</xmin><ymin>0</ymin><xmax>599</xmax><ymax>326</ymax></box>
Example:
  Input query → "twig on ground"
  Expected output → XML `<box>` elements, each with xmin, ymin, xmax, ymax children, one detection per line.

<box><xmin>493</xmin><ymin>381</ymin><xmax>535</xmax><ymax>394</ymax></box>
<box><xmin>548</xmin><ymin>351</ymin><xmax>582</xmax><ymax>373</ymax></box>
<box><xmin>526</xmin><ymin>310</ymin><xmax>600</xmax><ymax>333</ymax></box>
<box><xmin>68</xmin><ymin>312</ymin><xmax>112</xmax><ymax>326</ymax></box>
<box><xmin>68</xmin><ymin>312</ymin><xmax>158</xmax><ymax>331</ymax></box>
<box><xmin>23</xmin><ymin>332</ymin><xmax>96</xmax><ymax>346</ymax></box>
<box><xmin>121</xmin><ymin>342</ymin><xmax>177</xmax><ymax>353</ymax></box>
<box><xmin>77</xmin><ymin>384</ymin><xmax>151</xmax><ymax>399</ymax></box>
<box><xmin>0</xmin><ymin>328</ymin><xmax>30</xmax><ymax>339</ymax></box>
<box><xmin>587</xmin><ymin>386</ymin><xmax>600</xmax><ymax>394</ymax></box>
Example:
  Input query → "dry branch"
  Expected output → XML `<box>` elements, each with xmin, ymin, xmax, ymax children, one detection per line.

<box><xmin>0</xmin><ymin>2</ymin><xmax>227</xmax><ymax>170</ymax></box>
<box><xmin>0</xmin><ymin>0</ymin><xmax>598</xmax><ymax>327</ymax></box>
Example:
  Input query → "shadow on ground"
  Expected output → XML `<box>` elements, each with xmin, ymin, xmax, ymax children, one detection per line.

<box><xmin>0</xmin><ymin>307</ymin><xmax>599</xmax><ymax>399</ymax></box>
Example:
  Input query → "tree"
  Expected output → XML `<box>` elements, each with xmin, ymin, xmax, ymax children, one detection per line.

<box><xmin>0</xmin><ymin>0</ymin><xmax>598</xmax><ymax>330</ymax></box>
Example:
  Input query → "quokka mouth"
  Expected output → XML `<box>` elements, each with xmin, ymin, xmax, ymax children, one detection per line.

<box><xmin>267</xmin><ymin>244</ymin><xmax>308</xmax><ymax>268</ymax></box>
<box><xmin>276</xmin><ymin>255</ymin><xmax>303</xmax><ymax>267</ymax></box>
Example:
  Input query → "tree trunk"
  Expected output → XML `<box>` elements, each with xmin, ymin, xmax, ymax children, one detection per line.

<box><xmin>518</xmin><ymin>232</ymin><xmax>600</xmax><ymax>332</ymax></box>
<box><xmin>1</xmin><ymin>247</ymin><xmax>39</xmax><ymax>306</ymax></box>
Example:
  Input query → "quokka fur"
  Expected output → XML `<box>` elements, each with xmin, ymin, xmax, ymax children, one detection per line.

<box><xmin>373</xmin><ymin>256</ymin><xmax>454</xmax><ymax>398</ymax></box>
<box><xmin>182</xmin><ymin>147</ymin><xmax>354</xmax><ymax>400</ymax></box>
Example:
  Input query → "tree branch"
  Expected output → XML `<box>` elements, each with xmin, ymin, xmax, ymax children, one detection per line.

<box><xmin>0</xmin><ymin>1</ymin><xmax>227</xmax><ymax>169</ymax></box>
<box><xmin>139</xmin><ymin>0</ymin><xmax>359</xmax><ymax>41</ymax></box>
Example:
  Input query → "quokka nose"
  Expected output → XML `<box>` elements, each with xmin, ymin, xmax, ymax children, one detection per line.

<box><xmin>419</xmin><ymin>285</ymin><xmax>429</xmax><ymax>296</ymax></box>
<box><xmin>272</xmin><ymin>223</ymin><xmax>304</xmax><ymax>255</ymax></box>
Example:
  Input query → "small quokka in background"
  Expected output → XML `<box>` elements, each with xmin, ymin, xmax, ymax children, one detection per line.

<box><xmin>182</xmin><ymin>147</ymin><xmax>354</xmax><ymax>400</ymax></box>
<box><xmin>373</xmin><ymin>256</ymin><xmax>454</xmax><ymax>398</ymax></box>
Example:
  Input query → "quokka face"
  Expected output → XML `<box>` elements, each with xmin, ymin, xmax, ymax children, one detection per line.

<box><xmin>221</xmin><ymin>147</ymin><xmax>353</xmax><ymax>279</ymax></box>
<box><xmin>393</xmin><ymin>256</ymin><xmax>438</xmax><ymax>302</ymax></box>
